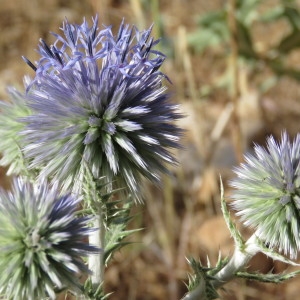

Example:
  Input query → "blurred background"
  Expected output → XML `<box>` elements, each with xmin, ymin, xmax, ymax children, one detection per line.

<box><xmin>1</xmin><ymin>0</ymin><xmax>300</xmax><ymax>299</ymax></box>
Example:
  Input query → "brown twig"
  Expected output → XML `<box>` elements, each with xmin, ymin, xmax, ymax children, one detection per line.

<box><xmin>227</xmin><ymin>0</ymin><xmax>244</xmax><ymax>163</ymax></box>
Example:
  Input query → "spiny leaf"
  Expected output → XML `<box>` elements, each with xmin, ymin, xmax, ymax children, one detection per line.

<box><xmin>220</xmin><ymin>176</ymin><xmax>244</xmax><ymax>249</ymax></box>
<box><xmin>236</xmin><ymin>270</ymin><xmax>300</xmax><ymax>283</ymax></box>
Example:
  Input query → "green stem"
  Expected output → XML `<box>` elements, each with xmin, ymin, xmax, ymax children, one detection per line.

<box><xmin>89</xmin><ymin>204</ymin><xmax>105</xmax><ymax>287</ymax></box>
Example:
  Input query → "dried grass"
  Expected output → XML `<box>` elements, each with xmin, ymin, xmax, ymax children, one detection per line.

<box><xmin>1</xmin><ymin>1</ymin><xmax>300</xmax><ymax>299</ymax></box>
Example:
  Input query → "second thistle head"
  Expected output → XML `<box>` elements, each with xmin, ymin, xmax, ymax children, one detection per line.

<box><xmin>21</xmin><ymin>16</ymin><xmax>183</xmax><ymax>199</ymax></box>
<box><xmin>230</xmin><ymin>132</ymin><xmax>300</xmax><ymax>259</ymax></box>
<box><xmin>0</xmin><ymin>177</ymin><xmax>98</xmax><ymax>299</ymax></box>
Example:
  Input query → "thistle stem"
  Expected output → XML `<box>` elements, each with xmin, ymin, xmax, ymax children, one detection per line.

<box><xmin>182</xmin><ymin>235</ymin><xmax>260</xmax><ymax>300</ymax></box>
<box><xmin>213</xmin><ymin>234</ymin><xmax>259</xmax><ymax>287</ymax></box>
<box><xmin>89</xmin><ymin>204</ymin><xmax>105</xmax><ymax>287</ymax></box>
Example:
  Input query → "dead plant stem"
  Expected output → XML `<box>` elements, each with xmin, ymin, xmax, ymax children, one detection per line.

<box><xmin>228</xmin><ymin>0</ymin><xmax>244</xmax><ymax>163</ymax></box>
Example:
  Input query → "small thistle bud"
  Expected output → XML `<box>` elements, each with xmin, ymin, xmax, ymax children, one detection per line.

<box><xmin>0</xmin><ymin>87</ymin><xmax>31</xmax><ymax>175</ymax></box>
<box><xmin>0</xmin><ymin>178</ymin><xmax>98</xmax><ymax>299</ymax></box>
<box><xmin>21</xmin><ymin>16</ymin><xmax>183</xmax><ymax>199</ymax></box>
<box><xmin>230</xmin><ymin>132</ymin><xmax>300</xmax><ymax>259</ymax></box>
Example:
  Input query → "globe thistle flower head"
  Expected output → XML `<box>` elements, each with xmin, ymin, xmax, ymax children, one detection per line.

<box><xmin>22</xmin><ymin>16</ymin><xmax>183</xmax><ymax>199</ymax></box>
<box><xmin>0</xmin><ymin>86</ymin><xmax>31</xmax><ymax>176</ymax></box>
<box><xmin>0</xmin><ymin>178</ymin><xmax>98</xmax><ymax>300</ymax></box>
<box><xmin>230</xmin><ymin>132</ymin><xmax>300</xmax><ymax>259</ymax></box>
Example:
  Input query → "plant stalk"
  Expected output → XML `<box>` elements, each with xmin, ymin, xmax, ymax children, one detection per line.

<box><xmin>227</xmin><ymin>0</ymin><xmax>244</xmax><ymax>163</ymax></box>
<box><xmin>181</xmin><ymin>235</ymin><xmax>260</xmax><ymax>300</ymax></box>
<box><xmin>213</xmin><ymin>234</ymin><xmax>259</xmax><ymax>287</ymax></box>
<box><xmin>89</xmin><ymin>204</ymin><xmax>105</xmax><ymax>287</ymax></box>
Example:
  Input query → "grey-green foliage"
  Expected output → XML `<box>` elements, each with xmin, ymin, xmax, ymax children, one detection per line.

<box><xmin>185</xmin><ymin>256</ymin><xmax>228</xmax><ymax>300</ymax></box>
<box><xmin>236</xmin><ymin>270</ymin><xmax>300</xmax><ymax>283</ymax></box>
<box><xmin>81</xmin><ymin>163</ymin><xmax>141</xmax><ymax>266</ymax></box>
<box><xmin>83</xmin><ymin>280</ymin><xmax>112</xmax><ymax>300</ymax></box>
<box><xmin>102</xmin><ymin>192</ymin><xmax>141</xmax><ymax>265</ymax></box>
<box><xmin>188</xmin><ymin>0</ymin><xmax>300</xmax><ymax>93</ymax></box>
<box><xmin>188</xmin><ymin>0</ymin><xmax>260</xmax><ymax>55</ymax></box>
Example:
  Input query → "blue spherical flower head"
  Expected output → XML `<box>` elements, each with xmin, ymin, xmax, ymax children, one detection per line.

<box><xmin>230</xmin><ymin>132</ymin><xmax>300</xmax><ymax>259</ymax></box>
<box><xmin>22</xmin><ymin>16</ymin><xmax>183</xmax><ymax>199</ymax></box>
<box><xmin>0</xmin><ymin>178</ymin><xmax>98</xmax><ymax>299</ymax></box>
